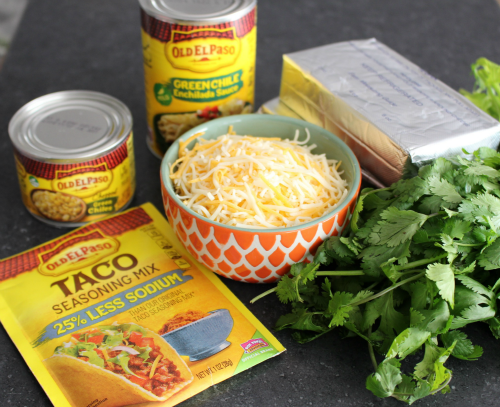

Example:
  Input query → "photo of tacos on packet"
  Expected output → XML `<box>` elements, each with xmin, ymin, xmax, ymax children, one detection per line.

<box><xmin>0</xmin><ymin>203</ymin><xmax>285</xmax><ymax>407</ymax></box>
<box><xmin>46</xmin><ymin>323</ymin><xmax>193</xmax><ymax>406</ymax></box>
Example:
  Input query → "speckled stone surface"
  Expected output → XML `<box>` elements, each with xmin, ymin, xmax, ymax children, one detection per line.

<box><xmin>0</xmin><ymin>1</ymin><xmax>500</xmax><ymax>406</ymax></box>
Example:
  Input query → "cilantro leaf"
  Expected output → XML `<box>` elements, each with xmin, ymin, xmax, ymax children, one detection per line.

<box><xmin>477</xmin><ymin>238</ymin><xmax>500</xmax><ymax>270</ymax></box>
<box><xmin>442</xmin><ymin>218</ymin><xmax>472</xmax><ymax>239</ymax></box>
<box><xmin>363</xmin><ymin>292</ymin><xmax>407</xmax><ymax>352</ymax></box>
<box><xmin>369</xmin><ymin>207</ymin><xmax>429</xmax><ymax>247</ymax></box>
<box><xmin>350</xmin><ymin>193</ymin><xmax>365</xmax><ymax>233</ymax></box>
<box><xmin>408</xmin><ymin>380</ymin><xmax>432</xmax><ymax>404</ymax></box>
<box><xmin>366</xmin><ymin>359</ymin><xmax>402</xmax><ymax>398</ymax></box>
<box><xmin>386</xmin><ymin>327</ymin><xmax>431</xmax><ymax>359</ymax></box>
<box><xmin>440</xmin><ymin>330</ymin><xmax>483</xmax><ymax>361</ymax></box>
<box><xmin>487</xmin><ymin>317</ymin><xmax>500</xmax><ymax>339</ymax></box>
<box><xmin>418</xmin><ymin>195</ymin><xmax>448</xmax><ymax>214</ymax></box>
<box><xmin>463</xmin><ymin>161</ymin><xmax>500</xmax><ymax>179</ymax></box>
<box><xmin>340</xmin><ymin>236</ymin><xmax>363</xmax><ymax>255</ymax></box>
<box><xmin>394</xmin><ymin>374</ymin><xmax>416</xmax><ymax>403</ymax></box>
<box><xmin>428</xmin><ymin>176</ymin><xmax>463</xmax><ymax>205</ymax></box>
<box><xmin>414</xmin><ymin>341</ymin><xmax>442</xmax><ymax>379</ymax></box>
<box><xmin>360</xmin><ymin>241</ymin><xmax>411</xmax><ymax>277</ymax></box>
<box><xmin>276</xmin><ymin>275</ymin><xmax>298</xmax><ymax>303</ymax></box>
<box><xmin>419</xmin><ymin>157</ymin><xmax>455</xmax><ymax>180</ymax></box>
<box><xmin>275</xmin><ymin>308</ymin><xmax>325</xmax><ymax>333</ymax></box>
<box><xmin>319</xmin><ymin>236</ymin><xmax>357</xmax><ymax>266</ymax></box>
<box><xmin>327</xmin><ymin>290</ymin><xmax>373</xmax><ymax>327</ymax></box>
<box><xmin>454</xmin><ymin>304</ymin><xmax>497</xmax><ymax>326</ymax></box>
<box><xmin>418</xmin><ymin>300</ymin><xmax>451</xmax><ymax>335</ymax></box>
<box><xmin>327</xmin><ymin>292</ymin><xmax>354</xmax><ymax>327</ymax></box>
<box><xmin>407</xmin><ymin>282</ymin><xmax>428</xmax><ymax>310</ymax></box>
<box><xmin>391</xmin><ymin>176</ymin><xmax>429</xmax><ymax>204</ymax></box>
<box><xmin>455</xmin><ymin>275</ymin><xmax>494</xmax><ymax>300</ymax></box>
<box><xmin>426</xmin><ymin>264</ymin><xmax>455</xmax><ymax>308</ymax></box>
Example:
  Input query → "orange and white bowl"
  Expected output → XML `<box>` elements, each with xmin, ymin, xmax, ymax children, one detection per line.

<box><xmin>160</xmin><ymin>115</ymin><xmax>361</xmax><ymax>283</ymax></box>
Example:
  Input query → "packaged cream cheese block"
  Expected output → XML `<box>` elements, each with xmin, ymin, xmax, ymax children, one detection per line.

<box><xmin>0</xmin><ymin>203</ymin><xmax>284</xmax><ymax>407</ymax></box>
<box><xmin>279</xmin><ymin>38</ymin><xmax>500</xmax><ymax>185</ymax></box>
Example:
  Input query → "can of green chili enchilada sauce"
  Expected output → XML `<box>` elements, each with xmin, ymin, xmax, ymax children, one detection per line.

<box><xmin>9</xmin><ymin>90</ymin><xmax>136</xmax><ymax>227</ymax></box>
<box><xmin>139</xmin><ymin>0</ymin><xmax>257</xmax><ymax>158</ymax></box>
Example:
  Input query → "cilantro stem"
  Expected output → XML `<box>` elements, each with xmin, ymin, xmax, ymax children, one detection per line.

<box><xmin>399</xmin><ymin>269</ymin><xmax>423</xmax><ymax>275</ymax></box>
<box><xmin>455</xmin><ymin>243</ymin><xmax>483</xmax><ymax>247</ymax></box>
<box><xmin>346</xmin><ymin>272</ymin><xmax>425</xmax><ymax>308</ymax></box>
<box><xmin>316</xmin><ymin>270</ymin><xmax>365</xmax><ymax>276</ymax></box>
<box><xmin>250</xmin><ymin>271</ymin><xmax>366</xmax><ymax>303</ymax></box>
<box><xmin>361</xmin><ymin>187</ymin><xmax>392</xmax><ymax>196</ymax></box>
<box><xmin>428</xmin><ymin>212</ymin><xmax>446</xmax><ymax>218</ymax></box>
<box><xmin>394</xmin><ymin>254</ymin><xmax>447</xmax><ymax>271</ymax></box>
<box><xmin>249</xmin><ymin>287</ymin><xmax>276</xmax><ymax>304</ymax></box>
<box><xmin>367</xmin><ymin>327</ymin><xmax>378</xmax><ymax>371</ymax></box>
<box><xmin>365</xmin><ymin>281</ymin><xmax>380</xmax><ymax>292</ymax></box>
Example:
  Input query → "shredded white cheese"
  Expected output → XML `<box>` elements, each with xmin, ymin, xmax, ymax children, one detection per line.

<box><xmin>170</xmin><ymin>128</ymin><xmax>349</xmax><ymax>228</ymax></box>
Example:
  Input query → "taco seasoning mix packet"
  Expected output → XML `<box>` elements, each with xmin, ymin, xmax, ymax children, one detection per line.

<box><xmin>0</xmin><ymin>203</ymin><xmax>285</xmax><ymax>407</ymax></box>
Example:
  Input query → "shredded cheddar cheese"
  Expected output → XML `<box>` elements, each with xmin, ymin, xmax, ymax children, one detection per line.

<box><xmin>149</xmin><ymin>354</ymin><xmax>163</xmax><ymax>379</ymax></box>
<box><xmin>170</xmin><ymin>129</ymin><xmax>349</xmax><ymax>228</ymax></box>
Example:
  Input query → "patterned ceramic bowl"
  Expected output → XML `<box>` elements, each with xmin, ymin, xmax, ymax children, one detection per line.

<box><xmin>160</xmin><ymin>115</ymin><xmax>361</xmax><ymax>283</ymax></box>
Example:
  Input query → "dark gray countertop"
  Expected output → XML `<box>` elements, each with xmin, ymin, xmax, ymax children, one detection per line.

<box><xmin>1</xmin><ymin>0</ymin><xmax>500</xmax><ymax>406</ymax></box>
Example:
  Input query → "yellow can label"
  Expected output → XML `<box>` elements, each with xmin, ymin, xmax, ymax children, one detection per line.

<box><xmin>140</xmin><ymin>7</ymin><xmax>257</xmax><ymax>156</ymax></box>
<box><xmin>15</xmin><ymin>134</ymin><xmax>136</xmax><ymax>225</ymax></box>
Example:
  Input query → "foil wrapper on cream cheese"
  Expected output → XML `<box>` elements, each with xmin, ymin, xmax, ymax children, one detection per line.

<box><xmin>278</xmin><ymin>38</ymin><xmax>500</xmax><ymax>186</ymax></box>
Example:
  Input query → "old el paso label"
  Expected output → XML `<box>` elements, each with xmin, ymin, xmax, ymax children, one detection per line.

<box><xmin>165</xmin><ymin>28</ymin><xmax>241</xmax><ymax>73</ymax></box>
<box><xmin>52</xmin><ymin>165</ymin><xmax>113</xmax><ymax>198</ymax></box>
<box><xmin>38</xmin><ymin>231</ymin><xmax>119</xmax><ymax>277</ymax></box>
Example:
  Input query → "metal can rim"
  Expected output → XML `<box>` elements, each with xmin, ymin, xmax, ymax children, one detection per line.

<box><xmin>138</xmin><ymin>0</ymin><xmax>256</xmax><ymax>25</ymax></box>
<box><xmin>9</xmin><ymin>90</ymin><xmax>133</xmax><ymax>163</ymax></box>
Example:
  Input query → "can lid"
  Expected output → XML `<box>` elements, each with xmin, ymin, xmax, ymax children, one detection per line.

<box><xmin>138</xmin><ymin>0</ymin><xmax>256</xmax><ymax>24</ymax></box>
<box><xmin>9</xmin><ymin>91</ymin><xmax>133</xmax><ymax>162</ymax></box>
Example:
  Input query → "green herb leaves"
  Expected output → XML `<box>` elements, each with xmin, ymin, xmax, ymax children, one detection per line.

<box><xmin>459</xmin><ymin>57</ymin><xmax>500</xmax><ymax>121</ymax></box>
<box><xmin>369</xmin><ymin>208</ymin><xmax>429</xmax><ymax>247</ymax></box>
<box><xmin>253</xmin><ymin>146</ymin><xmax>500</xmax><ymax>404</ymax></box>
<box><xmin>426</xmin><ymin>264</ymin><xmax>455</xmax><ymax>308</ymax></box>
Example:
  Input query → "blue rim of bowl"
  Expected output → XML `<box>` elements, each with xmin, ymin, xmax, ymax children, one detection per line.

<box><xmin>161</xmin><ymin>114</ymin><xmax>362</xmax><ymax>234</ymax></box>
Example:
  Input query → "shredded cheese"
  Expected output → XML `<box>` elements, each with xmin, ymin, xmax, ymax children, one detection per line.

<box><xmin>150</xmin><ymin>354</ymin><xmax>163</xmax><ymax>379</ymax></box>
<box><xmin>170</xmin><ymin>129</ymin><xmax>349</xmax><ymax>228</ymax></box>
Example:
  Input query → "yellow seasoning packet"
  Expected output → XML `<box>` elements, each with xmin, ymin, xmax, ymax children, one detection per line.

<box><xmin>0</xmin><ymin>203</ymin><xmax>285</xmax><ymax>407</ymax></box>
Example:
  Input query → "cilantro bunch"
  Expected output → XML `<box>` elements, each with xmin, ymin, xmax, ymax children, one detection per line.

<box><xmin>252</xmin><ymin>147</ymin><xmax>500</xmax><ymax>404</ymax></box>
